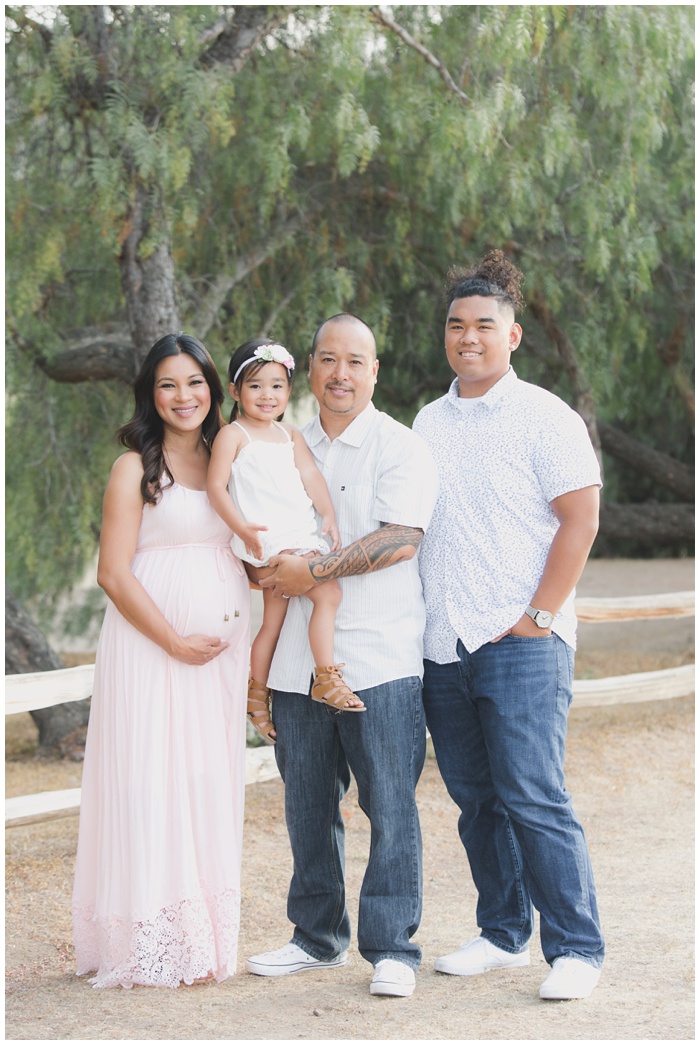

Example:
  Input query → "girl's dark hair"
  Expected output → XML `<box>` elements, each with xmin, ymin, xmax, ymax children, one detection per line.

<box><xmin>446</xmin><ymin>249</ymin><xmax>525</xmax><ymax>314</ymax></box>
<box><xmin>227</xmin><ymin>337</ymin><xmax>294</xmax><ymax>422</ymax></box>
<box><xmin>117</xmin><ymin>333</ymin><xmax>225</xmax><ymax>505</ymax></box>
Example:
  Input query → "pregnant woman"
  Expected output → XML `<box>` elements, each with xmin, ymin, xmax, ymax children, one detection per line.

<box><xmin>72</xmin><ymin>333</ymin><xmax>250</xmax><ymax>988</ymax></box>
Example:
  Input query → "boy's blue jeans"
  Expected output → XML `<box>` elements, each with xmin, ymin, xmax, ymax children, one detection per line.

<box><xmin>423</xmin><ymin>634</ymin><xmax>604</xmax><ymax>969</ymax></box>
<box><xmin>273</xmin><ymin>676</ymin><xmax>425</xmax><ymax>969</ymax></box>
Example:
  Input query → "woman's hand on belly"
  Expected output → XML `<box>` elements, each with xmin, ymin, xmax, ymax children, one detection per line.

<box><xmin>171</xmin><ymin>634</ymin><xmax>229</xmax><ymax>665</ymax></box>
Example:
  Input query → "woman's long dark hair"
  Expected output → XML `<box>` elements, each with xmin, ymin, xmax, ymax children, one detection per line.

<box><xmin>117</xmin><ymin>333</ymin><xmax>225</xmax><ymax>505</ymax></box>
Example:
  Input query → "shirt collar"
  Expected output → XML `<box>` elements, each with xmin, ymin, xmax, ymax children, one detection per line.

<box><xmin>304</xmin><ymin>402</ymin><xmax>377</xmax><ymax>448</ymax></box>
<box><xmin>447</xmin><ymin>366</ymin><xmax>518</xmax><ymax>410</ymax></box>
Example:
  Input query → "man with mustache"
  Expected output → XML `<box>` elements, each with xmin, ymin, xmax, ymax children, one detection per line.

<box><xmin>246</xmin><ymin>313</ymin><xmax>439</xmax><ymax>998</ymax></box>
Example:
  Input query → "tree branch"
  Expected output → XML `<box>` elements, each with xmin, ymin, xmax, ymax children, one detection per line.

<box><xmin>194</xmin><ymin>212</ymin><xmax>305</xmax><ymax>338</ymax></box>
<box><xmin>12</xmin><ymin>207</ymin><xmax>306</xmax><ymax>380</ymax></box>
<box><xmin>13</xmin><ymin>328</ymin><xmax>138</xmax><ymax>384</ymax></box>
<box><xmin>41</xmin><ymin>340</ymin><xmax>138</xmax><ymax>383</ymax></box>
<box><xmin>598</xmin><ymin>423</ymin><xmax>694</xmax><ymax>502</ymax></box>
<box><xmin>5</xmin><ymin>7</ymin><xmax>53</xmax><ymax>48</ymax></box>
<box><xmin>528</xmin><ymin>295</ymin><xmax>602</xmax><ymax>469</ymax></box>
<box><xmin>198</xmin><ymin>7</ymin><xmax>292</xmax><ymax>72</ymax></box>
<box><xmin>656</xmin><ymin>316</ymin><xmax>695</xmax><ymax>431</ymax></box>
<box><xmin>599</xmin><ymin>502</ymin><xmax>694</xmax><ymax>546</ymax></box>
<box><xmin>369</xmin><ymin>7</ymin><xmax>472</xmax><ymax>106</ymax></box>
<box><xmin>259</xmin><ymin>286</ymin><xmax>299</xmax><ymax>338</ymax></box>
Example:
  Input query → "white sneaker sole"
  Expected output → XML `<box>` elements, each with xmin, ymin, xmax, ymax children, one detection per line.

<box><xmin>540</xmin><ymin>986</ymin><xmax>594</xmax><ymax>1000</ymax></box>
<box><xmin>246</xmin><ymin>954</ymin><xmax>347</xmax><ymax>977</ymax></box>
<box><xmin>539</xmin><ymin>973</ymin><xmax>600</xmax><ymax>999</ymax></box>
<box><xmin>370</xmin><ymin>979</ymin><xmax>415</xmax><ymax>997</ymax></box>
<box><xmin>434</xmin><ymin>951</ymin><xmax>530</xmax><ymax>976</ymax></box>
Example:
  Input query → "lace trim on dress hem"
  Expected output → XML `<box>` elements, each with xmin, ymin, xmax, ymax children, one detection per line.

<box><xmin>72</xmin><ymin>886</ymin><xmax>240</xmax><ymax>989</ymax></box>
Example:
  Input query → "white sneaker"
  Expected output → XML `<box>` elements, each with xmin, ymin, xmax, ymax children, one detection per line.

<box><xmin>370</xmin><ymin>959</ymin><xmax>416</xmax><ymax>997</ymax></box>
<box><xmin>539</xmin><ymin>956</ymin><xmax>601</xmax><ymax>999</ymax></box>
<box><xmin>434</xmin><ymin>936</ymin><xmax>530</xmax><ymax>976</ymax></box>
<box><xmin>246</xmin><ymin>941</ymin><xmax>348</xmax><ymax>977</ymax></box>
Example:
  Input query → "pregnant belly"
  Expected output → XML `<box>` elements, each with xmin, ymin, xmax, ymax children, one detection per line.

<box><xmin>135</xmin><ymin>549</ymin><xmax>250</xmax><ymax>641</ymax></box>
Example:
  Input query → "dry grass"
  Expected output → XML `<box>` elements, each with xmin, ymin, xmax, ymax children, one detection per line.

<box><xmin>6</xmin><ymin>695</ymin><xmax>695</xmax><ymax>1041</ymax></box>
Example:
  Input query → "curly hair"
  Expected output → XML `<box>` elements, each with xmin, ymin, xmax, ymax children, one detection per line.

<box><xmin>446</xmin><ymin>249</ymin><xmax>525</xmax><ymax>314</ymax></box>
<box><xmin>117</xmin><ymin>333</ymin><xmax>225</xmax><ymax>505</ymax></box>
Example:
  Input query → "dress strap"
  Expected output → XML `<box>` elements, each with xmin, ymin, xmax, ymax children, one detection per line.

<box><xmin>272</xmin><ymin>421</ymin><xmax>292</xmax><ymax>443</ymax></box>
<box><xmin>231</xmin><ymin>420</ymin><xmax>251</xmax><ymax>444</ymax></box>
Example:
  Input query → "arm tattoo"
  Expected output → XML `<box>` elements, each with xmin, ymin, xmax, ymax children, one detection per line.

<box><xmin>308</xmin><ymin>524</ymin><xmax>423</xmax><ymax>582</ymax></box>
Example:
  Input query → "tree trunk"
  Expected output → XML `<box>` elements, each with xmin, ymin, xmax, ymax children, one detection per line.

<box><xmin>656</xmin><ymin>315</ymin><xmax>695</xmax><ymax>431</ymax></box>
<box><xmin>13</xmin><ymin>207</ymin><xmax>305</xmax><ymax>385</ymax></box>
<box><xmin>598</xmin><ymin>423</ymin><xmax>694</xmax><ymax>502</ymax></box>
<box><xmin>118</xmin><ymin>182</ymin><xmax>181</xmax><ymax>363</ymax></box>
<box><xmin>114</xmin><ymin>7</ymin><xmax>293</xmax><ymax>363</ymax></box>
<box><xmin>5</xmin><ymin>588</ymin><xmax>90</xmax><ymax>758</ymax></box>
<box><xmin>528</xmin><ymin>296</ymin><xmax>603</xmax><ymax>471</ymax></box>
<box><xmin>598</xmin><ymin>502</ymin><xmax>694</xmax><ymax>546</ymax></box>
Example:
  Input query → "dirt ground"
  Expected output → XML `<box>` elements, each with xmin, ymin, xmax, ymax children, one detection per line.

<box><xmin>5</xmin><ymin>559</ymin><xmax>695</xmax><ymax>1042</ymax></box>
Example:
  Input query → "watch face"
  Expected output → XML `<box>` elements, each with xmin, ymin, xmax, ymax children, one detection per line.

<box><xmin>526</xmin><ymin>605</ymin><xmax>553</xmax><ymax>628</ymax></box>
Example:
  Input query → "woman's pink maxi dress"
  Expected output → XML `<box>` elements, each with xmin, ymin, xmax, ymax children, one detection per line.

<box><xmin>72</xmin><ymin>482</ymin><xmax>250</xmax><ymax>988</ymax></box>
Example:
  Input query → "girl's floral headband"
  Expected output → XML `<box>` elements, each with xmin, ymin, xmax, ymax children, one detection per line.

<box><xmin>232</xmin><ymin>344</ymin><xmax>295</xmax><ymax>385</ymax></box>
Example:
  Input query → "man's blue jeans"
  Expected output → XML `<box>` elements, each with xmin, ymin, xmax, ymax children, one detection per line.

<box><xmin>423</xmin><ymin>635</ymin><xmax>604</xmax><ymax>969</ymax></box>
<box><xmin>272</xmin><ymin>676</ymin><xmax>426</xmax><ymax>970</ymax></box>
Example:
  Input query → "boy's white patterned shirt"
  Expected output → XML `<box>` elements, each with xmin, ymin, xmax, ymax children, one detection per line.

<box><xmin>413</xmin><ymin>368</ymin><xmax>601</xmax><ymax>659</ymax></box>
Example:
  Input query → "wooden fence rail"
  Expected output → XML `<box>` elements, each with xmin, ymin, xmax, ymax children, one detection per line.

<box><xmin>575</xmin><ymin>590</ymin><xmax>695</xmax><ymax>622</ymax></box>
<box><xmin>6</xmin><ymin>590</ymin><xmax>694</xmax><ymax>827</ymax></box>
<box><xmin>6</xmin><ymin>663</ymin><xmax>95</xmax><ymax>717</ymax></box>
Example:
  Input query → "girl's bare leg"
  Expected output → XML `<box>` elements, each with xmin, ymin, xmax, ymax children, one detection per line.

<box><xmin>245</xmin><ymin>564</ymin><xmax>288</xmax><ymax>743</ymax></box>
<box><xmin>249</xmin><ymin>570</ymin><xmax>289</xmax><ymax>685</ymax></box>
<box><xmin>306</xmin><ymin>580</ymin><xmax>364</xmax><ymax>709</ymax></box>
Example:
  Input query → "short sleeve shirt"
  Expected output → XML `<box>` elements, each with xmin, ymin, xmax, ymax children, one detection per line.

<box><xmin>413</xmin><ymin>369</ymin><xmax>601</xmax><ymax>658</ymax></box>
<box><xmin>268</xmin><ymin>403</ymin><xmax>439</xmax><ymax>693</ymax></box>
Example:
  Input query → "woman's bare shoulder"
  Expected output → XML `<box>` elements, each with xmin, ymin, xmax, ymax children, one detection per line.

<box><xmin>106</xmin><ymin>451</ymin><xmax>146</xmax><ymax>493</ymax></box>
<box><xmin>109</xmin><ymin>450</ymin><xmax>144</xmax><ymax>478</ymax></box>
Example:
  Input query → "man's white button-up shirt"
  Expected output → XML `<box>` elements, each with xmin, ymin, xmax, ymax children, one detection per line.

<box><xmin>268</xmin><ymin>402</ymin><xmax>439</xmax><ymax>694</ymax></box>
<box><xmin>413</xmin><ymin>368</ymin><xmax>601</xmax><ymax>659</ymax></box>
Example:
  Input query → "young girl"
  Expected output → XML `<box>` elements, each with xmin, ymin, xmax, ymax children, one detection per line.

<box><xmin>208</xmin><ymin>338</ymin><xmax>365</xmax><ymax>742</ymax></box>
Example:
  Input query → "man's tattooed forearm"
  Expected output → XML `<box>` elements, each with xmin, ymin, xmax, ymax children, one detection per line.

<box><xmin>308</xmin><ymin>525</ymin><xmax>423</xmax><ymax>581</ymax></box>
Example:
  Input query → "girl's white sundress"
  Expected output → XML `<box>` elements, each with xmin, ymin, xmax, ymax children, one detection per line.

<box><xmin>227</xmin><ymin>420</ymin><xmax>330</xmax><ymax>567</ymax></box>
<box><xmin>72</xmin><ymin>481</ymin><xmax>250</xmax><ymax>988</ymax></box>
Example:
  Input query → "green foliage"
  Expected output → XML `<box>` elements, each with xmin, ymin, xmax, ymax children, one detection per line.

<box><xmin>5</xmin><ymin>363</ymin><xmax>129</xmax><ymax>618</ymax></box>
<box><xmin>5</xmin><ymin>4</ymin><xmax>694</xmax><ymax>621</ymax></box>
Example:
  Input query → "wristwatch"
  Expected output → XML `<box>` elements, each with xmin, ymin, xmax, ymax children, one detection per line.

<box><xmin>524</xmin><ymin>604</ymin><xmax>554</xmax><ymax>629</ymax></box>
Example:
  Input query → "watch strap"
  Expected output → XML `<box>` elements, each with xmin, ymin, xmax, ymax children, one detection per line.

<box><xmin>525</xmin><ymin>604</ymin><xmax>553</xmax><ymax>627</ymax></box>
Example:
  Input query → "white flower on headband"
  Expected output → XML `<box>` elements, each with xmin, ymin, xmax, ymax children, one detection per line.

<box><xmin>232</xmin><ymin>343</ymin><xmax>296</xmax><ymax>384</ymax></box>
<box><xmin>253</xmin><ymin>344</ymin><xmax>295</xmax><ymax>371</ymax></box>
